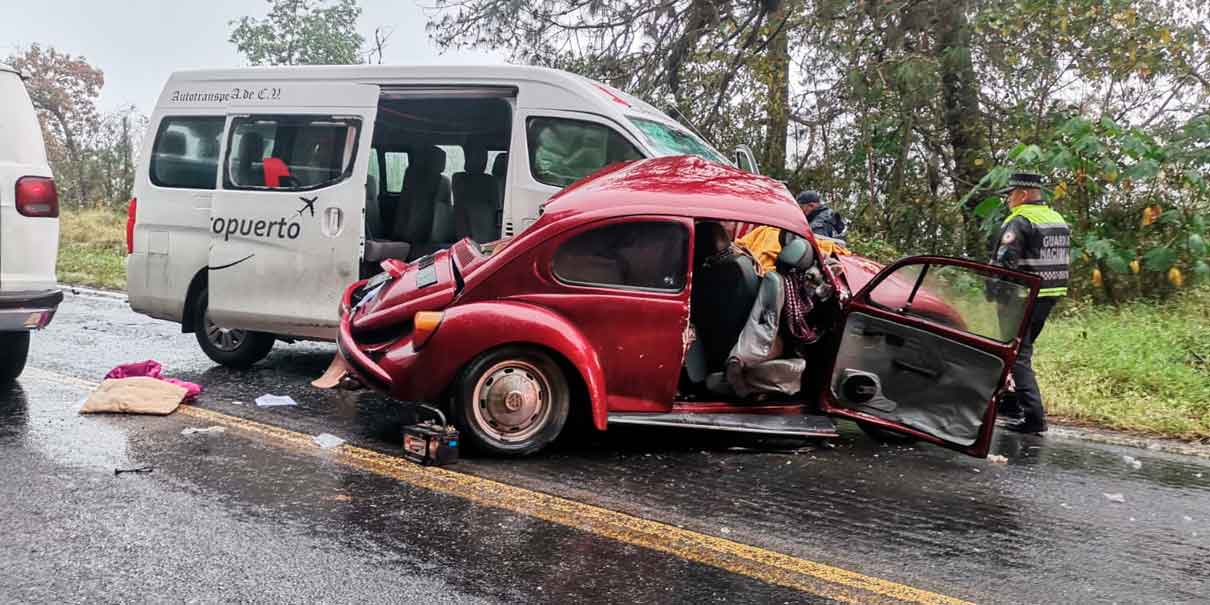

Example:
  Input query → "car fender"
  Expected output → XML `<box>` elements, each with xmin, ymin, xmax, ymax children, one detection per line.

<box><xmin>394</xmin><ymin>300</ymin><xmax>610</xmax><ymax>431</ymax></box>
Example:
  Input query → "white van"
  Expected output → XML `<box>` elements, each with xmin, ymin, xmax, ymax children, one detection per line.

<box><xmin>128</xmin><ymin>64</ymin><xmax>759</xmax><ymax>367</ymax></box>
<box><xmin>0</xmin><ymin>64</ymin><xmax>61</xmax><ymax>382</ymax></box>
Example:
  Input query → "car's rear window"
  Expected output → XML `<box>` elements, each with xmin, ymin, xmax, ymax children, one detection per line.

<box><xmin>553</xmin><ymin>221</ymin><xmax>688</xmax><ymax>291</ymax></box>
<box><xmin>0</xmin><ymin>73</ymin><xmax>48</xmax><ymax>166</ymax></box>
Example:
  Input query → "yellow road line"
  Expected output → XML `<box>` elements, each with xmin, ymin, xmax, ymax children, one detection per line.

<box><xmin>30</xmin><ymin>367</ymin><xmax>972</xmax><ymax>605</ymax></box>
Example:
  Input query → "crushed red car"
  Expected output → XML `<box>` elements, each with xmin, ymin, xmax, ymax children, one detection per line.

<box><xmin>339</xmin><ymin>156</ymin><xmax>1040</xmax><ymax>457</ymax></box>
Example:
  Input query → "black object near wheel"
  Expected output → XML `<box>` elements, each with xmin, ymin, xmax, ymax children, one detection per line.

<box><xmin>193</xmin><ymin>287</ymin><xmax>275</xmax><ymax>368</ymax></box>
<box><xmin>857</xmin><ymin>421</ymin><xmax>917</xmax><ymax>445</ymax></box>
<box><xmin>0</xmin><ymin>331</ymin><xmax>31</xmax><ymax>382</ymax></box>
<box><xmin>454</xmin><ymin>346</ymin><xmax>571</xmax><ymax>456</ymax></box>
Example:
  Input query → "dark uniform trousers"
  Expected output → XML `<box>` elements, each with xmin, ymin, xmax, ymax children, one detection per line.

<box><xmin>1012</xmin><ymin>297</ymin><xmax>1057</xmax><ymax>423</ymax></box>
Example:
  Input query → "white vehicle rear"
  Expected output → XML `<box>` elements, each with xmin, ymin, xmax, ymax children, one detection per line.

<box><xmin>127</xmin><ymin>64</ymin><xmax>755</xmax><ymax>367</ymax></box>
<box><xmin>0</xmin><ymin>64</ymin><xmax>61</xmax><ymax>381</ymax></box>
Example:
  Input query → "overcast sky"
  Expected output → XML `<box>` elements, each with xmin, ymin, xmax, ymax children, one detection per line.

<box><xmin>1</xmin><ymin>0</ymin><xmax>504</xmax><ymax>112</ymax></box>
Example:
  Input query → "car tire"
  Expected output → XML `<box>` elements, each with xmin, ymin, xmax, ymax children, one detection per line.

<box><xmin>857</xmin><ymin>421</ymin><xmax>917</xmax><ymax>445</ymax></box>
<box><xmin>454</xmin><ymin>346</ymin><xmax>570</xmax><ymax>456</ymax></box>
<box><xmin>193</xmin><ymin>286</ymin><xmax>275</xmax><ymax>369</ymax></box>
<box><xmin>0</xmin><ymin>332</ymin><xmax>31</xmax><ymax>383</ymax></box>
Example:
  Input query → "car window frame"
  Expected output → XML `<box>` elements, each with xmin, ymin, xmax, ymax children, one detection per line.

<box><xmin>549</xmin><ymin>218</ymin><xmax>690</xmax><ymax>294</ymax></box>
<box><xmin>148</xmin><ymin>115</ymin><xmax>226</xmax><ymax>190</ymax></box>
<box><xmin>221</xmin><ymin>114</ymin><xmax>362</xmax><ymax>192</ymax></box>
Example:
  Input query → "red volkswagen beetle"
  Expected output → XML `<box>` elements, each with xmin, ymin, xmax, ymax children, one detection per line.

<box><xmin>338</xmin><ymin>156</ymin><xmax>1040</xmax><ymax>457</ymax></box>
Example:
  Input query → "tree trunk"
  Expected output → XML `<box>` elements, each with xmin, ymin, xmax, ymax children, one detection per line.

<box><xmin>759</xmin><ymin>2</ymin><xmax>791</xmax><ymax>179</ymax></box>
<box><xmin>934</xmin><ymin>0</ymin><xmax>987</xmax><ymax>256</ymax></box>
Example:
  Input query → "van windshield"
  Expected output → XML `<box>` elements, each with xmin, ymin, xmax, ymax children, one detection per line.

<box><xmin>628</xmin><ymin>117</ymin><xmax>728</xmax><ymax>165</ymax></box>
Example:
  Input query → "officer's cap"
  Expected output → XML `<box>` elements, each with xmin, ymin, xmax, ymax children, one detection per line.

<box><xmin>997</xmin><ymin>172</ymin><xmax>1045</xmax><ymax>194</ymax></box>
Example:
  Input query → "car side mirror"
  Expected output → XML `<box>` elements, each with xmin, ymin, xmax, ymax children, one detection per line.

<box><xmin>733</xmin><ymin>145</ymin><xmax>760</xmax><ymax>175</ymax></box>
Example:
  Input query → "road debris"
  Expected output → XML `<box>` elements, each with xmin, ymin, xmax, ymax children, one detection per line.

<box><xmin>987</xmin><ymin>454</ymin><xmax>1008</xmax><ymax>464</ymax></box>
<box><xmin>104</xmin><ymin>360</ymin><xmax>202</xmax><ymax>400</ymax></box>
<box><xmin>1123</xmin><ymin>455</ymin><xmax>1142</xmax><ymax>469</ymax></box>
<box><xmin>114</xmin><ymin>465</ymin><xmax>154</xmax><ymax>476</ymax></box>
<box><xmin>1104</xmin><ymin>492</ymin><xmax>1126</xmax><ymax>504</ymax></box>
<box><xmin>255</xmin><ymin>394</ymin><xmax>298</xmax><ymax>407</ymax></box>
<box><xmin>181</xmin><ymin>426</ymin><xmax>226</xmax><ymax>436</ymax></box>
<box><xmin>80</xmin><ymin>377</ymin><xmax>187</xmax><ymax>415</ymax></box>
<box><xmin>313</xmin><ymin>433</ymin><xmax>346</xmax><ymax>449</ymax></box>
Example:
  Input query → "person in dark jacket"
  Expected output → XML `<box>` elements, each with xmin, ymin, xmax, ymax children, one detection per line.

<box><xmin>991</xmin><ymin>172</ymin><xmax>1070</xmax><ymax>434</ymax></box>
<box><xmin>796</xmin><ymin>191</ymin><xmax>846</xmax><ymax>239</ymax></box>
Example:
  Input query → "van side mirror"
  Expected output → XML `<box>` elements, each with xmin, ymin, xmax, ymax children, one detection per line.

<box><xmin>733</xmin><ymin>145</ymin><xmax>760</xmax><ymax>175</ymax></box>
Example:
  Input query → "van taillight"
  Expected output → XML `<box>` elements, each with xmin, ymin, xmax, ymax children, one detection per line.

<box><xmin>126</xmin><ymin>197</ymin><xmax>137</xmax><ymax>254</ymax></box>
<box><xmin>14</xmin><ymin>176</ymin><xmax>58</xmax><ymax>218</ymax></box>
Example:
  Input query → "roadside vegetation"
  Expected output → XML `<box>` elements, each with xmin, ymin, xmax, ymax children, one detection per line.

<box><xmin>57</xmin><ymin>208</ymin><xmax>126</xmax><ymax>290</ymax></box>
<box><xmin>1038</xmin><ymin>289</ymin><xmax>1210</xmax><ymax>441</ymax></box>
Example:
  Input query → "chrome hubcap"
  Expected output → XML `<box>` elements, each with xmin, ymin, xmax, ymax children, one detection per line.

<box><xmin>472</xmin><ymin>360</ymin><xmax>551</xmax><ymax>443</ymax></box>
<box><xmin>205</xmin><ymin>313</ymin><xmax>246</xmax><ymax>352</ymax></box>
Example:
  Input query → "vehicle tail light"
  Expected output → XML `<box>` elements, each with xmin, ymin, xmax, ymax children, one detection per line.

<box><xmin>413</xmin><ymin>311</ymin><xmax>443</xmax><ymax>349</ymax></box>
<box><xmin>14</xmin><ymin>176</ymin><xmax>58</xmax><ymax>218</ymax></box>
<box><xmin>126</xmin><ymin>197</ymin><xmax>138</xmax><ymax>254</ymax></box>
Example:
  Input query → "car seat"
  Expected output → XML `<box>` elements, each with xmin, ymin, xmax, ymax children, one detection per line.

<box><xmin>689</xmin><ymin>222</ymin><xmax>761</xmax><ymax>372</ymax></box>
<box><xmin>362</xmin><ymin>174</ymin><xmax>412</xmax><ymax>263</ymax></box>
<box><xmin>392</xmin><ymin>146</ymin><xmax>451</xmax><ymax>258</ymax></box>
<box><xmin>236</xmin><ymin>132</ymin><xmax>265</xmax><ymax>186</ymax></box>
<box><xmin>453</xmin><ymin>146</ymin><xmax>501</xmax><ymax>242</ymax></box>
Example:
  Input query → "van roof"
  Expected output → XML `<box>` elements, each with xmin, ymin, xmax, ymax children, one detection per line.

<box><xmin>0</xmin><ymin>64</ymin><xmax>18</xmax><ymax>76</ymax></box>
<box><xmin>161</xmin><ymin>63</ymin><xmax>669</xmax><ymax>121</ymax></box>
<box><xmin>540</xmin><ymin>155</ymin><xmax>809</xmax><ymax>235</ymax></box>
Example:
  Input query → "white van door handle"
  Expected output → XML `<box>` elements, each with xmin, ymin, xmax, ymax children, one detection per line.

<box><xmin>322</xmin><ymin>206</ymin><xmax>344</xmax><ymax>238</ymax></box>
<box><xmin>192</xmin><ymin>192</ymin><xmax>212</xmax><ymax>211</ymax></box>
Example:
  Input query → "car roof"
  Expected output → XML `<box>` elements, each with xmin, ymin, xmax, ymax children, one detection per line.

<box><xmin>538</xmin><ymin>155</ymin><xmax>811</xmax><ymax>235</ymax></box>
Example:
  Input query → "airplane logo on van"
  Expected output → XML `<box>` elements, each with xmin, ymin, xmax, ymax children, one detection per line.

<box><xmin>297</xmin><ymin>196</ymin><xmax>318</xmax><ymax>218</ymax></box>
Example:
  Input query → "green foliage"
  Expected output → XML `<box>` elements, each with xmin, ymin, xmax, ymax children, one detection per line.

<box><xmin>1037</xmin><ymin>288</ymin><xmax>1210</xmax><ymax>439</ymax></box>
<box><xmin>969</xmin><ymin>110</ymin><xmax>1210</xmax><ymax>300</ymax></box>
<box><xmin>56</xmin><ymin>208</ymin><xmax>127</xmax><ymax>290</ymax></box>
<box><xmin>229</xmin><ymin>0</ymin><xmax>364</xmax><ymax>66</ymax></box>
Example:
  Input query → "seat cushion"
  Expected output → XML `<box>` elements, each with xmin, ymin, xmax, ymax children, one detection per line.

<box><xmin>363</xmin><ymin>240</ymin><xmax>412</xmax><ymax>263</ymax></box>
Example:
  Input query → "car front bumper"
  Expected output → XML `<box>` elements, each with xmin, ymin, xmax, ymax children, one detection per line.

<box><xmin>0</xmin><ymin>288</ymin><xmax>63</xmax><ymax>331</ymax></box>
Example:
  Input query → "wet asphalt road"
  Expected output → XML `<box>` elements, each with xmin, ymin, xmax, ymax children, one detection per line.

<box><xmin>4</xmin><ymin>290</ymin><xmax>1209</xmax><ymax>604</ymax></box>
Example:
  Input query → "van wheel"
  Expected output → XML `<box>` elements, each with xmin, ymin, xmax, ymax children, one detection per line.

<box><xmin>857</xmin><ymin>421</ymin><xmax>917</xmax><ymax>445</ymax></box>
<box><xmin>193</xmin><ymin>287</ymin><xmax>275</xmax><ymax>369</ymax></box>
<box><xmin>454</xmin><ymin>346</ymin><xmax>570</xmax><ymax>456</ymax></box>
<box><xmin>0</xmin><ymin>332</ymin><xmax>31</xmax><ymax>382</ymax></box>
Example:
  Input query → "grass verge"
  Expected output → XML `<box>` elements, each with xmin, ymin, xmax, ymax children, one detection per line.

<box><xmin>57</xmin><ymin>208</ymin><xmax>126</xmax><ymax>290</ymax></box>
<box><xmin>1037</xmin><ymin>289</ymin><xmax>1210</xmax><ymax>441</ymax></box>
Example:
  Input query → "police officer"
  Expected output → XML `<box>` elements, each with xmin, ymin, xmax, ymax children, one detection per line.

<box><xmin>991</xmin><ymin>172</ymin><xmax>1070</xmax><ymax>434</ymax></box>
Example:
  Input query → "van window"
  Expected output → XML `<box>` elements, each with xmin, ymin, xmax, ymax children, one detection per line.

<box><xmin>553</xmin><ymin>221</ymin><xmax>688</xmax><ymax>291</ymax></box>
<box><xmin>526</xmin><ymin>117</ymin><xmax>641</xmax><ymax>188</ymax></box>
<box><xmin>149</xmin><ymin>116</ymin><xmax>224</xmax><ymax>189</ymax></box>
<box><xmin>383</xmin><ymin>151</ymin><xmax>408</xmax><ymax>193</ymax></box>
<box><xmin>224</xmin><ymin>115</ymin><xmax>361</xmax><ymax>191</ymax></box>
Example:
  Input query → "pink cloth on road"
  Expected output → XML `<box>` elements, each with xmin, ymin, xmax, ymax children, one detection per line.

<box><xmin>105</xmin><ymin>360</ymin><xmax>203</xmax><ymax>401</ymax></box>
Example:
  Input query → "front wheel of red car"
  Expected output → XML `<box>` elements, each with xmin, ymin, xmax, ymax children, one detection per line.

<box><xmin>454</xmin><ymin>346</ymin><xmax>570</xmax><ymax>456</ymax></box>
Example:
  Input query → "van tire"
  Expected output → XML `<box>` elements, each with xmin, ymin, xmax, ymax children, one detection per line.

<box><xmin>0</xmin><ymin>332</ymin><xmax>31</xmax><ymax>382</ymax></box>
<box><xmin>193</xmin><ymin>287</ymin><xmax>275</xmax><ymax>368</ymax></box>
<box><xmin>454</xmin><ymin>346</ymin><xmax>570</xmax><ymax>456</ymax></box>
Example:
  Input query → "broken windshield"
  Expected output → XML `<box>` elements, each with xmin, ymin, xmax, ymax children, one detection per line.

<box><xmin>628</xmin><ymin>117</ymin><xmax>729</xmax><ymax>165</ymax></box>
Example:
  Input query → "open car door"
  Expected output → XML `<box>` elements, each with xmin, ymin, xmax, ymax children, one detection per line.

<box><xmin>822</xmin><ymin>256</ymin><xmax>1041</xmax><ymax>457</ymax></box>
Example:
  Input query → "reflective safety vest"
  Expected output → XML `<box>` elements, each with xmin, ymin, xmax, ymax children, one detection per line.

<box><xmin>996</xmin><ymin>203</ymin><xmax>1071</xmax><ymax>297</ymax></box>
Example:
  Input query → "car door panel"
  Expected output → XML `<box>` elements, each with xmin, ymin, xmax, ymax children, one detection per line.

<box><xmin>822</xmin><ymin>255</ymin><xmax>1041</xmax><ymax>457</ymax></box>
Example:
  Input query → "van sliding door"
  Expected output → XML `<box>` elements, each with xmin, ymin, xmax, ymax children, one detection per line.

<box><xmin>207</xmin><ymin>83</ymin><xmax>378</xmax><ymax>339</ymax></box>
